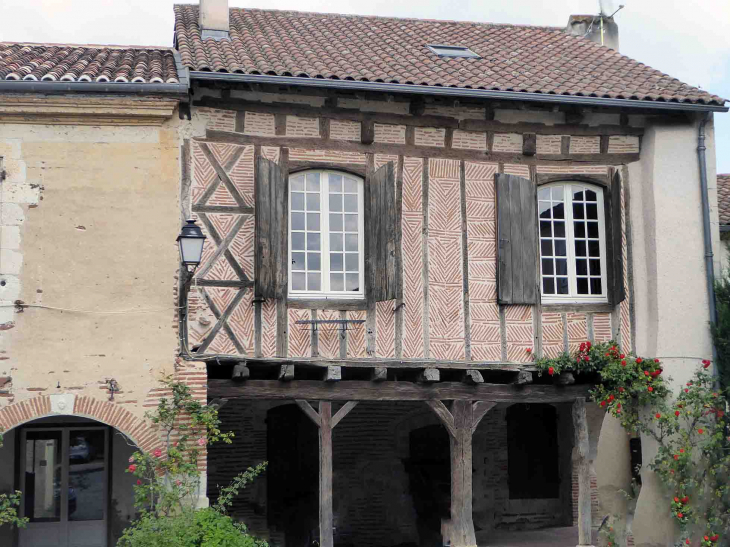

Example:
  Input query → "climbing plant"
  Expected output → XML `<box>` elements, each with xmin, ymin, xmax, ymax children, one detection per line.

<box><xmin>0</xmin><ymin>432</ymin><xmax>27</xmax><ymax>529</ymax></box>
<box><xmin>534</xmin><ymin>344</ymin><xmax>730</xmax><ymax>546</ymax></box>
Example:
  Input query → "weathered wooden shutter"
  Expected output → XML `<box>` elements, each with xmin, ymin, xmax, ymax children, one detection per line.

<box><xmin>369</xmin><ymin>161</ymin><xmax>398</xmax><ymax>302</ymax></box>
<box><xmin>255</xmin><ymin>156</ymin><xmax>287</xmax><ymax>299</ymax></box>
<box><xmin>605</xmin><ymin>171</ymin><xmax>626</xmax><ymax>305</ymax></box>
<box><xmin>496</xmin><ymin>173</ymin><xmax>538</xmax><ymax>305</ymax></box>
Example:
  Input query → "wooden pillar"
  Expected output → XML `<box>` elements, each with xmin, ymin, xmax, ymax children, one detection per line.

<box><xmin>426</xmin><ymin>399</ymin><xmax>495</xmax><ymax>547</ymax></box>
<box><xmin>296</xmin><ymin>400</ymin><xmax>358</xmax><ymax>547</ymax></box>
<box><xmin>573</xmin><ymin>398</ymin><xmax>594</xmax><ymax>547</ymax></box>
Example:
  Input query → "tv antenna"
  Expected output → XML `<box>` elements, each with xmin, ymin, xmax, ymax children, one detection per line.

<box><xmin>597</xmin><ymin>0</ymin><xmax>624</xmax><ymax>46</ymax></box>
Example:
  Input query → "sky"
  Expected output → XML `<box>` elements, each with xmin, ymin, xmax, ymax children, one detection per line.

<box><xmin>1</xmin><ymin>0</ymin><xmax>729</xmax><ymax>172</ymax></box>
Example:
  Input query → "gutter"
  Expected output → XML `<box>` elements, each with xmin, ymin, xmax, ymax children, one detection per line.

<box><xmin>0</xmin><ymin>80</ymin><xmax>188</xmax><ymax>95</ymax></box>
<box><xmin>697</xmin><ymin>113</ymin><xmax>720</xmax><ymax>373</ymax></box>
<box><xmin>190</xmin><ymin>71</ymin><xmax>729</xmax><ymax>113</ymax></box>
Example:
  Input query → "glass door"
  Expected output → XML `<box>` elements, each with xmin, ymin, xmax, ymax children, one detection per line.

<box><xmin>19</xmin><ymin>427</ymin><xmax>108</xmax><ymax>547</ymax></box>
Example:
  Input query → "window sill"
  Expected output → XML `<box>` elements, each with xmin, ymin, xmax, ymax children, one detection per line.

<box><xmin>287</xmin><ymin>297</ymin><xmax>367</xmax><ymax>310</ymax></box>
<box><xmin>540</xmin><ymin>302</ymin><xmax>614</xmax><ymax>313</ymax></box>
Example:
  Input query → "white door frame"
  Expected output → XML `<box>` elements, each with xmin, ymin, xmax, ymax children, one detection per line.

<box><xmin>19</xmin><ymin>426</ymin><xmax>109</xmax><ymax>547</ymax></box>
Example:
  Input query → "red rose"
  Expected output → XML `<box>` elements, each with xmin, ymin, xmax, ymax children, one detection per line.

<box><xmin>600</xmin><ymin>401</ymin><xmax>606</xmax><ymax>407</ymax></box>
<box><xmin>620</xmin><ymin>354</ymin><xmax>625</xmax><ymax>359</ymax></box>
<box><xmin>682</xmin><ymin>497</ymin><xmax>689</xmax><ymax>503</ymax></box>
<box><xmin>680</xmin><ymin>449</ymin><xmax>684</xmax><ymax>453</ymax></box>
<box><xmin>619</xmin><ymin>387</ymin><xmax>625</xmax><ymax>392</ymax></box>
<box><xmin>677</xmin><ymin>513</ymin><xmax>683</xmax><ymax>518</ymax></box>
<box><xmin>685</xmin><ymin>389</ymin><xmax>689</xmax><ymax>393</ymax></box>
<box><xmin>621</xmin><ymin>360</ymin><xmax>627</xmax><ymax>367</ymax></box>
<box><xmin>686</xmin><ymin>540</ymin><xmax>691</xmax><ymax>545</ymax></box>
<box><xmin>136</xmin><ymin>480</ymin><xmax>142</xmax><ymax>485</ymax></box>
<box><xmin>609</xmin><ymin>394</ymin><xmax>615</xmax><ymax>401</ymax></box>
<box><xmin>698</xmin><ymin>428</ymin><xmax>704</xmax><ymax>434</ymax></box>
<box><xmin>644</xmin><ymin>371</ymin><xmax>650</xmax><ymax>376</ymax></box>
<box><xmin>548</xmin><ymin>366</ymin><xmax>554</xmax><ymax>376</ymax></box>
<box><xmin>617</xmin><ymin>403</ymin><xmax>621</xmax><ymax>409</ymax></box>
<box><xmin>128</xmin><ymin>464</ymin><xmax>136</xmax><ymax>473</ymax></box>
<box><xmin>702</xmin><ymin>359</ymin><xmax>711</xmax><ymax>366</ymax></box>
<box><xmin>655</xmin><ymin>358</ymin><xmax>660</xmax><ymax>363</ymax></box>
<box><xmin>712</xmin><ymin>535</ymin><xmax>719</xmax><ymax>542</ymax></box>
<box><xmin>583</xmin><ymin>355</ymin><xmax>590</xmax><ymax>362</ymax></box>
<box><xmin>705</xmin><ymin>537</ymin><xmax>710</xmax><ymax>542</ymax></box>
<box><xmin>586</xmin><ymin>341</ymin><xmax>591</xmax><ymax>349</ymax></box>
<box><xmin>648</xmin><ymin>386</ymin><xmax>654</xmax><ymax>392</ymax></box>
<box><xmin>655</xmin><ymin>413</ymin><xmax>661</xmax><ymax>419</ymax></box>
<box><xmin>526</xmin><ymin>348</ymin><xmax>532</xmax><ymax>353</ymax></box>
<box><xmin>675</xmin><ymin>411</ymin><xmax>680</xmax><ymax>417</ymax></box>
<box><xmin>674</xmin><ymin>455</ymin><xmax>679</xmax><ymax>460</ymax></box>
<box><xmin>636</xmin><ymin>358</ymin><xmax>643</xmax><ymax>364</ymax></box>
<box><xmin>674</xmin><ymin>497</ymin><xmax>680</xmax><ymax>502</ymax></box>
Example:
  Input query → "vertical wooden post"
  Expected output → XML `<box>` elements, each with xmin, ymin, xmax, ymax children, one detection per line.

<box><xmin>319</xmin><ymin>402</ymin><xmax>333</xmax><ymax>547</ymax></box>
<box><xmin>573</xmin><ymin>398</ymin><xmax>594</xmax><ymax>546</ymax></box>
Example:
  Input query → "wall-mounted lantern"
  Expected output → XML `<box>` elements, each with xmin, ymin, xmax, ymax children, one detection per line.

<box><xmin>177</xmin><ymin>219</ymin><xmax>207</xmax><ymax>270</ymax></box>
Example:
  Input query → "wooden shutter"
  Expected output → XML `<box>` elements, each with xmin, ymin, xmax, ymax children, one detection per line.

<box><xmin>605</xmin><ymin>171</ymin><xmax>626</xmax><ymax>305</ymax></box>
<box><xmin>369</xmin><ymin>161</ymin><xmax>398</xmax><ymax>302</ymax></box>
<box><xmin>496</xmin><ymin>173</ymin><xmax>538</xmax><ymax>305</ymax></box>
<box><xmin>255</xmin><ymin>156</ymin><xmax>287</xmax><ymax>300</ymax></box>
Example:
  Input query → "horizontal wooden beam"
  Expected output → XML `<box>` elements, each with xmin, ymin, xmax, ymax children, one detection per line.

<box><xmin>207</xmin><ymin>379</ymin><xmax>591</xmax><ymax>402</ymax></box>
<box><xmin>203</xmin><ymin>356</ymin><xmax>537</xmax><ymax>371</ymax></box>
<box><xmin>201</xmin><ymin>131</ymin><xmax>639</xmax><ymax>166</ymax></box>
<box><xmin>195</xmin><ymin>96</ymin><xmax>644</xmax><ymax>136</ymax></box>
<box><xmin>194</xmin><ymin>279</ymin><xmax>254</xmax><ymax>289</ymax></box>
<box><xmin>192</xmin><ymin>204</ymin><xmax>254</xmax><ymax>215</ymax></box>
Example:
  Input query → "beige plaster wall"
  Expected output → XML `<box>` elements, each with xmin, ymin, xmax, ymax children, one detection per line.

<box><xmin>0</xmin><ymin>113</ymin><xmax>181</xmax><ymax>425</ymax></box>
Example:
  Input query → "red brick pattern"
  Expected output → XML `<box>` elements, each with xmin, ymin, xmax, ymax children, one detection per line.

<box><xmin>608</xmin><ymin>135</ymin><xmax>640</xmax><ymax>154</ymax></box>
<box><xmin>317</xmin><ymin>310</ymin><xmax>341</xmax><ymax>359</ymax></box>
<box><xmin>452</xmin><ymin>130</ymin><xmax>487</xmax><ymax>151</ymax></box>
<box><xmin>619</xmin><ymin>175</ymin><xmax>633</xmax><ymax>351</ymax></box>
<box><xmin>286</xmin><ymin>115</ymin><xmax>320</xmax><ymax>137</ymax></box>
<box><xmin>536</xmin><ymin>135</ymin><xmax>564</xmax><ymax>154</ymax></box>
<box><xmin>464</xmin><ymin>162</ymin><xmax>501</xmax><ymax>361</ymax></box>
<box><xmin>536</xmin><ymin>165</ymin><xmax>608</xmax><ymax>174</ymax></box>
<box><xmin>198</xmin><ymin>108</ymin><xmax>236</xmax><ymax>132</ymax></box>
<box><xmin>260</xmin><ymin>146</ymin><xmax>281</xmax><ymax>163</ymax></box>
<box><xmin>174</xmin><ymin>5</ymin><xmax>725</xmax><ymax>105</ymax></box>
<box><xmin>505</xmin><ymin>306</ymin><xmax>534</xmax><ymax>362</ymax></box>
<box><xmin>401</xmin><ymin>157</ymin><xmax>425</xmax><ymax>358</ymax></box>
<box><xmin>329</xmin><ymin>119</ymin><xmax>361</xmax><ymax>141</ymax></box>
<box><xmin>288</xmin><ymin>309</ymin><xmax>312</xmax><ymax>357</ymax></box>
<box><xmin>415</xmin><ymin>127</ymin><xmax>445</xmax><ymax>147</ymax></box>
<box><xmin>261</xmin><ymin>299</ymin><xmax>277</xmax><ymax>357</ymax></box>
<box><xmin>428</xmin><ymin>159</ymin><xmax>465</xmax><ymax>360</ymax></box>
<box><xmin>503</xmin><ymin>164</ymin><xmax>530</xmax><ymax>177</ymax></box>
<box><xmin>346</xmin><ymin>311</ymin><xmax>367</xmax><ymax>358</ymax></box>
<box><xmin>0</xmin><ymin>43</ymin><xmax>179</xmax><ymax>83</ymax></box>
<box><xmin>244</xmin><ymin>112</ymin><xmax>275</xmax><ymax>137</ymax></box>
<box><xmin>492</xmin><ymin>133</ymin><xmax>522</xmax><ymax>153</ymax></box>
<box><xmin>567</xmin><ymin>312</ymin><xmax>589</xmax><ymax>352</ymax></box>
<box><xmin>375</xmin><ymin>154</ymin><xmax>399</xmax><ymax>170</ymax></box>
<box><xmin>374</xmin><ymin>124</ymin><xmax>406</xmax><ymax>144</ymax></box>
<box><xmin>569</xmin><ymin>136</ymin><xmax>600</xmax><ymax>154</ymax></box>
<box><xmin>289</xmin><ymin>148</ymin><xmax>366</xmax><ymax>165</ymax></box>
<box><xmin>593</xmin><ymin>313</ymin><xmax>612</xmax><ymax>342</ymax></box>
<box><xmin>375</xmin><ymin>300</ymin><xmax>396</xmax><ymax>358</ymax></box>
<box><xmin>542</xmin><ymin>312</ymin><xmax>565</xmax><ymax>358</ymax></box>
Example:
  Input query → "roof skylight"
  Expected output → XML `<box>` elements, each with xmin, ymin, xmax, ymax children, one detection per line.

<box><xmin>426</xmin><ymin>44</ymin><xmax>481</xmax><ymax>59</ymax></box>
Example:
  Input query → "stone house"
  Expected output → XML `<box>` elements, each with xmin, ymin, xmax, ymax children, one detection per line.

<box><xmin>0</xmin><ymin>2</ymin><xmax>727</xmax><ymax>546</ymax></box>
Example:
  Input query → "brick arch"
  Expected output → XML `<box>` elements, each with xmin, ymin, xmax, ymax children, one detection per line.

<box><xmin>0</xmin><ymin>394</ymin><xmax>163</xmax><ymax>454</ymax></box>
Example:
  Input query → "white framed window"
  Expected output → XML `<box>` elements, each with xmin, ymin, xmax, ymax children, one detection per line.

<box><xmin>538</xmin><ymin>182</ymin><xmax>608</xmax><ymax>303</ymax></box>
<box><xmin>289</xmin><ymin>170</ymin><xmax>365</xmax><ymax>299</ymax></box>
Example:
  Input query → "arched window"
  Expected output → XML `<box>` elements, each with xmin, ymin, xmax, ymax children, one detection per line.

<box><xmin>288</xmin><ymin>170</ymin><xmax>365</xmax><ymax>299</ymax></box>
<box><xmin>538</xmin><ymin>182</ymin><xmax>608</xmax><ymax>302</ymax></box>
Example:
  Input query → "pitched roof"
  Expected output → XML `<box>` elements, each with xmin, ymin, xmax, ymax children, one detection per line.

<box><xmin>0</xmin><ymin>43</ymin><xmax>179</xmax><ymax>84</ymax></box>
<box><xmin>173</xmin><ymin>5</ymin><xmax>725</xmax><ymax>106</ymax></box>
<box><xmin>719</xmin><ymin>174</ymin><xmax>730</xmax><ymax>226</ymax></box>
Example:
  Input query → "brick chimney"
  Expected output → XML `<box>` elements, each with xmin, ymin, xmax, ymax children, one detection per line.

<box><xmin>200</xmin><ymin>0</ymin><xmax>229</xmax><ymax>40</ymax></box>
<box><xmin>566</xmin><ymin>15</ymin><xmax>619</xmax><ymax>51</ymax></box>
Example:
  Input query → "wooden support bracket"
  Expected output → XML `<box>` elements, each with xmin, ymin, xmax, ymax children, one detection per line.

<box><xmin>231</xmin><ymin>362</ymin><xmax>250</xmax><ymax>382</ymax></box>
<box><xmin>278</xmin><ymin>364</ymin><xmax>295</xmax><ymax>381</ymax></box>
<box><xmin>325</xmin><ymin>365</ymin><xmax>342</xmax><ymax>382</ymax></box>
<box><xmin>472</xmin><ymin>401</ymin><xmax>497</xmax><ymax>433</ymax></box>
<box><xmin>419</xmin><ymin>368</ymin><xmax>440</xmax><ymax>383</ymax></box>
<box><xmin>512</xmin><ymin>370</ymin><xmax>533</xmax><ymax>385</ymax></box>
<box><xmin>425</xmin><ymin>399</ymin><xmax>457</xmax><ymax>438</ymax></box>
<box><xmin>371</xmin><ymin>367</ymin><xmax>388</xmax><ymax>382</ymax></box>
<box><xmin>462</xmin><ymin>370</ymin><xmax>484</xmax><ymax>385</ymax></box>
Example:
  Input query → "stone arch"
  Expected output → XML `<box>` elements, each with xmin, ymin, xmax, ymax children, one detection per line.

<box><xmin>0</xmin><ymin>394</ymin><xmax>163</xmax><ymax>454</ymax></box>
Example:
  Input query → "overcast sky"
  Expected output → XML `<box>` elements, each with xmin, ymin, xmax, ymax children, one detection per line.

<box><xmin>1</xmin><ymin>0</ymin><xmax>729</xmax><ymax>172</ymax></box>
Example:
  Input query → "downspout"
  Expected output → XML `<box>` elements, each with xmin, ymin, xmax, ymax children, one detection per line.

<box><xmin>697</xmin><ymin>112</ymin><xmax>720</xmax><ymax>372</ymax></box>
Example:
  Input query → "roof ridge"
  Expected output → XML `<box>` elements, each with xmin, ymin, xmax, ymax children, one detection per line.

<box><xmin>173</xmin><ymin>3</ymin><xmax>564</xmax><ymax>31</ymax></box>
<box><xmin>0</xmin><ymin>41</ymin><xmax>174</xmax><ymax>51</ymax></box>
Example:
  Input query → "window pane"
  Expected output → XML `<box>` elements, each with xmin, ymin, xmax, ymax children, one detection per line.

<box><xmin>588</xmin><ymin>240</ymin><xmax>600</xmax><ymax>257</ymax></box>
<box><xmin>330</xmin><ymin>233</ymin><xmax>343</xmax><ymax>251</ymax></box>
<box><xmin>551</xmin><ymin>187</ymin><xmax>563</xmax><ymax>200</ymax></box>
<box><xmin>345</xmin><ymin>253</ymin><xmax>359</xmax><ymax>272</ymax></box>
<box><xmin>553</xmin><ymin>203</ymin><xmax>564</xmax><ymax>219</ymax></box>
<box><xmin>541</xmin><ymin>259</ymin><xmax>554</xmax><ymax>275</ymax></box>
<box><xmin>329</xmin><ymin>194</ymin><xmax>342</xmax><ymax>212</ymax></box>
<box><xmin>573</xmin><ymin>189</ymin><xmax>584</xmax><ymax>201</ymax></box>
<box><xmin>585</xmin><ymin>189</ymin><xmax>597</xmax><ymax>201</ymax></box>
<box><xmin>25</xmin><ymin>433</ymin><xmax>62</xmax><ymax>522</ymax></box>
<box><xmin>540</xmin><ymin>221</ymin><xmax>552</xmax><ymax>237</ymax></box>
<box><xmin>330</xmin><ymin>273</ymin><xmax>344</xmax><ymax>291</ymax></box>
<box><xmin>344</xmin><ymin>178</ymin><xmax>358</xmax><ymax>193</ymax></box>
<box><xmin>587</xmin><ymin>221</ymin><xmax>599</xmax><ymax>238</ymax></box>
<box><xmin>291</xmin><ymin>176</ymin><xmax>305</xmax><ymax>192</ymax></box>
<box><xmin>576</xmin><ymin>259</ymin><xmax>587</xmax><ymax>276</ymax></box>
<box><xmin>291</xmin><ymin>212</ymin><xmax>305</xmax><ymax>231</ymax></box>
<box><xmin>291</xmin><ymin>252</ymin><xmax>305</xmax><ymax>270</ymax></box>
<box><xmin>307</xmin><ymin>273</ymin><xmax>321</xmax><ymax>291</ymax></box>
<box><xmin>542</xmin><ymin>277</ymin><xmax>555</xmax><ymax>294</ymax></box>
<box><xmin>574</xmin><ymin>222</ymin><xmax>586</xmax><ymax>238</ymax></box>
<box><xmin>557</xmin><ymin>277</ymin><xmax>569</xmax><ymax>294</ymax></box>
<box><xmin>539</xmin><ymin>202</ymin><xmax>552</xmax><ymax>219</ymax></box>
<box><xmin>345</xmin><ymin>273</ymin><xmax>359</xmax><ymax>291</ymax></box>
<box><xmin>331</xmin><ymin>253</ymin><xmax>343</xmax><ymax>271</ymax></box>
<box><xmin>292</xmin><ymin>272</ymin><xmax>306</xmax><ymax>291</ymax></box>
<box><xmin>330</xmin><ymin>214</ymin><xmax>343</xmax><ymax>232</ymax></box>
<box><xmin>69</xmin><ymin>430</ymin><xmax>106</xmax><ymax>522</ymax></box>
<box><xmin>307</xmin><ymin>253</ymin><xmax>321</xmax><ymax>271</ymax></box>
<box><xmin>577</xmin><ymin>277</ymin><xmax>589</xmax><ymax>294</ymax></box>
<box><xmin>291</xmin><ymin>232</ymin><xmax>305</xmax><ymax>251</ymax></box>
<box><xmin>541</xmin><ymin>240</ymin><xmax>553</xmax><ymax>257</ymax></box>
<box><xmin>589</xmin><ymin>259</ymin><xmax>601</xmax><ymax>276</ymax></box>
<box><xmin>291</xmin><ymin>192</ymin><xmax>305</xmax><ymax>211</ymax></box>
<box><xmin>307</xmin><ymin>233</ymin><xmax>320</xmax><ymax>251</ymax></box>
<box><xmin>538</xmin><ymin>188</ymin><xmax>551</xmax><ymax>200</ymax></box>
<box><xmin>344</xmin><ymin>195</ymin><xmax>358</xmax><ymax>212</ymax></box>
<box><xmin>554</xmin><ymin>240</ymin><xmax>566</xmax><ymax>257</ymax></box>
<box><xmin>344</xmin><ymin>214</ymin><xmax>358</xmax><ymax>232</ymax></box>
<box><xmin>306</xmin><ymin>193</ymin><xmax>320</xmax><ymax>211</ymax></box>
<box><xmin>590</xmin><ymin>278</ymin><xmax>603</xmax><ymax>294</ymax></box>
<box><xmin>307</xmin><ymin>213</ymin><xmax>320</xmax><ymax>231</ymax></box>
<box><xmin>553</xmin><ymin>221</ymin><xmax>565</xmax><ymax>238</ymax></box>
<box><xmin>575</xmin><ymin>240</ymin><xmax>586</xmax><ymax>257</ymax></box>
<box><xmin>306</xmin><ymin>172</ymin><xmax>320</xmax><ymax>191</ymax></box>
<box><xmin>573</xmin><ymin>203</ymin><xmax>584</xmax><ymax>220</ymax></box>
<box><xmin>345</xmin><ymin>234</ymin><xmax>358</xmax><ymax>252</ymax></box>
<box><xmin>555</xmin><ymin>259</ymin><xmax>568</xmax><ymax>276</ymax></box>
<box><xmin>329</xmin><ymin>174</ymin><xmax>343</xmax><ymax>192</ymax></box>
<box><xmin>586</xmin><ymin>203</ymin><xmax>598</xmax><ymax>220</ymax></box>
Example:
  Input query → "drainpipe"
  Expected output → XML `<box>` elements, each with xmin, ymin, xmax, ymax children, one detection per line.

<box><xmin>697</xmin><ymin>112</ymin><xmax>720</xmax><ymax>371</ymax></box>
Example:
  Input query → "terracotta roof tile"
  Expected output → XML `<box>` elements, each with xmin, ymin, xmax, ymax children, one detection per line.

<box><xmin>174</xmin><ymin>5</ymin><xmax>725</xmax><ymax>106</ymax></box>
<box><xmin>0</xmin><ymin>43</ymin><xmax>179</xmax><ymax>84</ymax></box>
<box><xmin>718</xmin><ymin>174</ymin><xmax>730</xmax><ymax>226</ymax></box>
